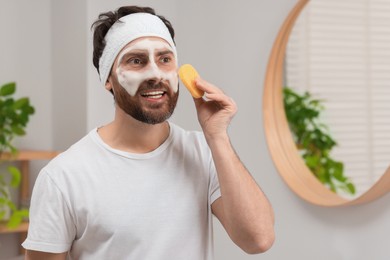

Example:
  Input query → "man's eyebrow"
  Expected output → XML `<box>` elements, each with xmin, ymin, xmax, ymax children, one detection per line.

<box><xmin>156</xmin><ymin>50</ymin><xmax>174</xmax><ymax>56</ymax></box>
<box><xmin>119</xmin><ymin>51</ymin><xmax>148</xmax><ymax>63</ymax></box>
<box><xmin>122</xmin><ymin>50</ymin><xmax>148</xmax><ymax>57</ymax></box>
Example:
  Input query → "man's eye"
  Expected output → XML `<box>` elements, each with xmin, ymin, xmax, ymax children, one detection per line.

<box><xmin>129</xmin><ymin>58</ymin><xmax>142</xmax><ymax>64</ymax></box>
<box><xmin>161</xmin><ymin>57</ymin><xmax>171</xmax><ymax>63</ymax></box>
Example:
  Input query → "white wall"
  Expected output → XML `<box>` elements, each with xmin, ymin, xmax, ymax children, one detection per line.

<box><xmin>0</xmin><ymin>1</ymin><xmax>52</xmax><ymax>151</ymax></box>
<box><xmin>51</xmin><ymin>0</ymin><xmax>87</xmax><ymax>151</ymax></box>
<box><xmin>0</xmin><ymin>1</ymin><xmax>52</xmax><ymax>258</ymax></box>
<box><xmin>1</xmin><ymin>0</ymin><xmax>390</xmax><ymax>259</ymax></box>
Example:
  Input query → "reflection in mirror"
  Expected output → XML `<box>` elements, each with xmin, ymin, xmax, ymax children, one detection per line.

<box><xmin>283</xmin><ymin>0</ymin><xmax>390</xmax><ymax>199</ymax></box>
<box><xmin>282</xmin><ymin>86</ymin><xmax>357</xmax><ymax>197</ymax></box>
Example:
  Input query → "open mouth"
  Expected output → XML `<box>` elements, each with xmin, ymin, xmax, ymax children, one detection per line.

<box><xmin>140</xmin><ymin>90</ymin><xmax>166</xmax><ymax>99</ymax></box>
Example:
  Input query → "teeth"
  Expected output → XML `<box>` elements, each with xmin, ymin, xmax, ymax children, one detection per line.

<box><xmin>148</xmin><ymin>95</ymin><xmax>163</xmax><ymax>99</ymax></box>
<box><xmin>141</xmin><ymin>91</ymin><xmax>165</xmax><ymax>99</ymax></box>
<box><xmin>142</xmin><ymin>91</ymin><xmax>164</xmax><ymax>96</ymax></box>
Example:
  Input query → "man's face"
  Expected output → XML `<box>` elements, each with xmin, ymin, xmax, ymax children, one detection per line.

<box><xmin>107</xmin><ymin>37</ymin><xmax>179</xmax><ymax>124</ymax></box>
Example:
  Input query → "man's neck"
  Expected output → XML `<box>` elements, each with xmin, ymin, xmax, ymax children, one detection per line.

<box><xmin>97</xmin><ymin>108</ymin><xmax>170</xmax><ymax>154</ymax></box>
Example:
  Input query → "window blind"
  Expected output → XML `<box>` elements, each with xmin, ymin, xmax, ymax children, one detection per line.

<box><xmin>284</xmin><ymin>0</ymin><xmax>390</xmax><ymax>198</ymax></box>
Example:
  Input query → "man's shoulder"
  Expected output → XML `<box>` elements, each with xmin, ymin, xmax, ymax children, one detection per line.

<box><xmin>44</xmin><ymin>130</ymin><xmax>98</xmax><ymax>174</ymax></box>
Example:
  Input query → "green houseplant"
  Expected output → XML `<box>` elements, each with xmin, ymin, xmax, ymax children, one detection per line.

<box><xmin>0</xmin><ymin>82</ymin><xmax>35</xmax><ymax>228</ymax></box>
<box><xmin>283</xmin><ymin>87</ymin><xmax>356</xmax><ymax>195</ymax></box>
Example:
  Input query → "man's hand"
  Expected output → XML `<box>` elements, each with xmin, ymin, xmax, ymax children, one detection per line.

<box><xmin>193</xmin><ymin>78</ymin><xmax>237</xmax><ymax>139</ymax></box>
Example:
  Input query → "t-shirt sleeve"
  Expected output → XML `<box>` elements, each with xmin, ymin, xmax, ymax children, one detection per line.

<box><xmin>22</xmin><ymin>170</ymin><xmax>75</xmax><ymax>253</ymax></box>
<box><xmin>209</xmin><ymin>158</ymin><xmax>221</xmax><ymax>205</ymax></box>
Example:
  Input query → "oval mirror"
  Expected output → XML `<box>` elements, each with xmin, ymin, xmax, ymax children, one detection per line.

<box><xmin>263</xmin><ymin>0</ymin><xmax>390</xmax><ymax>206</ymax></box>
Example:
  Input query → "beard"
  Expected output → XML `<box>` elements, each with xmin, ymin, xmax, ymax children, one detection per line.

<box><xmin>113</xmin><ymin>79</ymin><xmax>179</xmax><ymax>125</ymax></box>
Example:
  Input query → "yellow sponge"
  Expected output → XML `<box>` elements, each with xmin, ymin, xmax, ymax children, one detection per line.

<box><xmin>178</xmin><ymin>64</ymin><xmax>204</xmax><ymax>98</ymax></box>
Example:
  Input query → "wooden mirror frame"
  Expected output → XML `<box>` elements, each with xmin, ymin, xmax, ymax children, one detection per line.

<box><xmin>263</xmin><ymin>0</ymin><xmax>390</xmax><ymax>206</ymax></box>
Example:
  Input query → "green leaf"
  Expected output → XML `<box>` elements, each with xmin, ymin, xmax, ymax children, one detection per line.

<box><xmin>17</xmin><ymin>113</ymin><xmax>29</xmax><ymax>125</ymax></box>
<box><xmin>0</xmin><ymin>211</ymin><xmax>6</xmax><ymax>220</ymax></box>
<box><xmin>333</xmin><ymin>170</ymin><xmax>346</xmax><ymax>182</ymax></box>
<box><xmin>6</xmin><ymin>200</ymin><xmax>17</xmax><ymax>211</ymax></box>
<box><xmin>7</xmin><ymin>213</ymin><xmax>23</xmax><ymax>229</ymax></box>
<box><xmin>11</xmin><ymin>126</ymin><xmax>26</xmax><ymax>136</ymax></box>
<box><xmin>8</xmin><ymin>166</ymin><xmax>21</xmax><ymax>188</ymax></box>
<box><xmin>3</xmin><ymin>98</ymin><xmax>14</xmax><ymax>107</ymax></box>
<box><xmin>18</xmin><ymin>209</ymin><xmax>29</xmax><ymax>218</ymax></box>
<box><xmin>6</xmin><ymin>209</ymin><xmax>29</xmax><ymax>228</ymax></box>
<box><xmin>305</xmin><ymin>155</ymin><xmax>319</xmax><ymax>168</ymax></box>
<box><xmin>13</xmin><ymin>97</ymin><xmax>29</xmax><ymax>109</ymax></box>
<box><xmin>0</xmin><ymin>197</ymin><xmax>7</xmax><ymax>204</ymax></box>
<box><xmin>346</xmin><ymin>183</ymin><xmax>356</xmax><ymax>194</ymax></box>
<box><xmin>0</xmin><ymin>82</ymin><xmax>16</xmax><ymax>96</ymax></box>
<box><xmin>25</xmin><ymin>105</ymin><xmax>35</xmax><ymax>115</ymax></box>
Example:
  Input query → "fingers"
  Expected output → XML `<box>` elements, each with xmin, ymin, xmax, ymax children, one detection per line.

<box><xmin>195</xmin><ymin>77</ymin><xmax>224</xmax><ymax>95</ymax></box>
<box><xmin>205</xmin><ymin>93</ymin><xmax>237</xmax><ymax>111</ymax></box>
<box><xmin>193</xmin><ymin>77</ymin><xmax>237</xmax><ymax>113</ymax></box>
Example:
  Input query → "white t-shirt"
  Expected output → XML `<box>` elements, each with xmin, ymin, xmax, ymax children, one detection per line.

<box><xmin>22</xmin><ymin>122</ymin><xmax>221</xmax><ymax>260</ymax></box>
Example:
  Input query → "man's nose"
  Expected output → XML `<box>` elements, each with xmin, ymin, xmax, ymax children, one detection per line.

<box><xmin>146</xmin><ymin>77</ymin><xmax>161</xmax><ymax>87</ymax></box>
<box><xmin>146</xmin><ymin>62</ymin><xmax>163</xmax><ymax>83</ymax></box>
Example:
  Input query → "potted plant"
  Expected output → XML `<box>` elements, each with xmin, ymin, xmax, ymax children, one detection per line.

<box><xmin>0</xmin><ymin>82</ymin><xmax>35</xmax><ymax>228</ymax></box>
<box><xmin>283</xmin><ymin>87</ymin><xmax>356</xmax><ymax>195</ymax></box>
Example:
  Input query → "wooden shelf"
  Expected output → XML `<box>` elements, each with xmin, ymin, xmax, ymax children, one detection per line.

<box><xmin>1</xmin><ymin>150</ymin><xmax>59</xmax><ymax>254</ymax></box>
<box><xmin>0</xmin><ymin>221</ymin><xmax>29</xmax><ymax>234</ymax></box>
<box><xmin>0</xmin><ymin>150</ymin><xmax>60</xmax><ymax>161</ymax></box>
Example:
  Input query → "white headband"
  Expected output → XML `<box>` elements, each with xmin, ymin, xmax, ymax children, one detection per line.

<box><xmin>98</xmin><ymin>12</ymin><xmax>177</xmax><ymax>85</ymax></box>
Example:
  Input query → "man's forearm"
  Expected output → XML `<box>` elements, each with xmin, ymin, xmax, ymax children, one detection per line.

<box><xmin>25</xmin><ymin>250</ymin><xmax>68</xmax><ymax>260</ymax></box>
<box><xmin>207</xmin><ymin>133</ymin><xmax>275</xmax><ymax>252</ymax></box>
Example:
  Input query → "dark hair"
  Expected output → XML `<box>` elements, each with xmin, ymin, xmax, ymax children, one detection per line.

<box><xmin>91</xmin><ymin>6</ymin><xmax>175</xmax><ymax>74</ymax></box>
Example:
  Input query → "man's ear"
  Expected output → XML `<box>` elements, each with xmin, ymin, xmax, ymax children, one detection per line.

<box><xmin>105</xmin><ymin>77</ymin><xmax>112</xmax><ymax>91</ymax></box>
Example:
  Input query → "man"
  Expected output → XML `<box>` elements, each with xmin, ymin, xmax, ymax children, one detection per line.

<box><xmin>23</xmin><ymin>6</ymin><xmax>274</xmax><ymax>260</ymax></box>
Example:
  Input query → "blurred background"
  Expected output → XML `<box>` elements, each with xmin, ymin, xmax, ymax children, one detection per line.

<box><xmin>1</xmin><ymin>0</ymin><xmax>390</xmax><ymax>259</ymax></box>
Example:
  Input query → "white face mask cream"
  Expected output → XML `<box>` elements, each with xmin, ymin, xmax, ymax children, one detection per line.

<box><xmin>115</xmin><ymin>38</ymin><xmax>178</xmax><ymax>96</ymax></box>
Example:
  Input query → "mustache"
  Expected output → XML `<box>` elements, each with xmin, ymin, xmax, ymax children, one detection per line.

<box><xmin>138</xmin><ymin>80</ymin><xmax>171</xmax><ymax>92</ymax></box>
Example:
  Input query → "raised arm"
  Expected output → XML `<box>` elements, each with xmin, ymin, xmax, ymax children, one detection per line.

<box><xmin>193</xmin><ymin>78</ymin><xmax>275</xmax><ymax>254</ymax></box>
